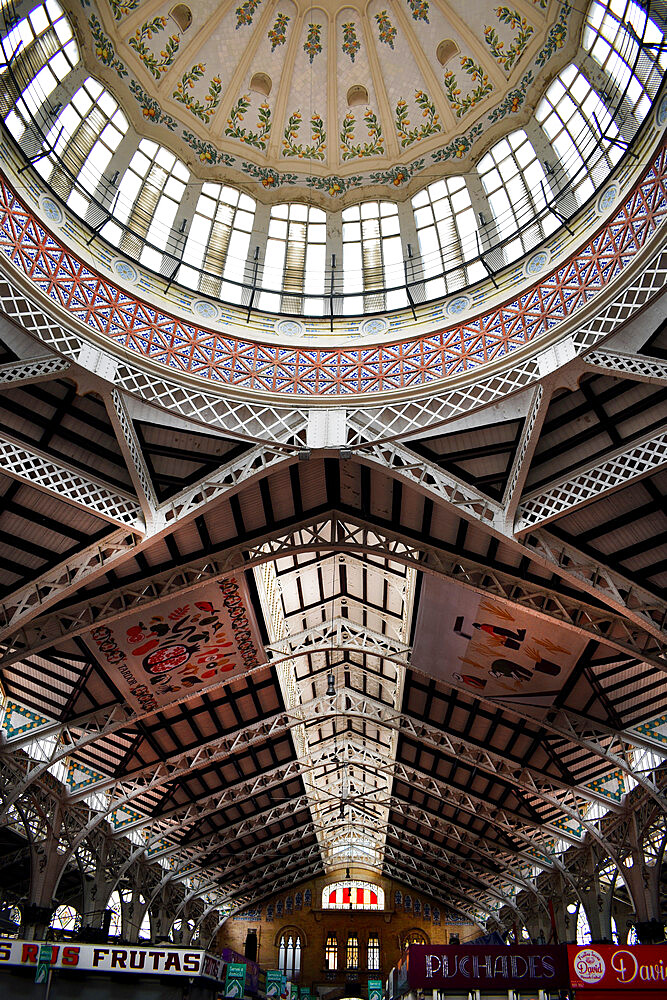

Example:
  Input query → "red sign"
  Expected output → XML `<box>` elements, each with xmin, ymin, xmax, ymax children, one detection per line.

<box><xmin>406</xmin><ymin>944</ymin><xmax>568</xmax><ymax>990</ymax></box>
<box><xmin>568</xmin><ymin>945</ymin><xmax>667</xmax><ymax>990</ymax></box>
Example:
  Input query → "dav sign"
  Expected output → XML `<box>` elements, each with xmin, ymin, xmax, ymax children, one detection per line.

<box><xmin>568</xmin><ymin>945</ymin><xmax>667</xmax><ymax>990</ymax></box>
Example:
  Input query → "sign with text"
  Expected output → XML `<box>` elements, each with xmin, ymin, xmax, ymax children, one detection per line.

<box><xmin>225</xmin><ymin>961</ymin><xmax>247</xmax><ymax>997</ymax></box>
<box><xmin>406</xmin><ymin>944</ymin><xmax>568</xmax><ymax>990</ymax></box>
<box><xmin>266</xmin><ymin>970</ymin><xmax>282</xmax><ymax>998</ymax></box>
<box><xmin>0</xmin><ymin>940</ymin><xmax>224</xmax><ymax>979</ymax></box>
<box><xmin>368</xmin><ymin>977</ymin><xmax>383</xmax><ymax>1000</ymax></box>
<box><xmin>568</xmin><ymin>944</ymin><xmax>667</xmax><ymax>990</ymax></box>
<box><xmin>85</xmin><ymin>577</ymin><xmax>265</xmax><ymax>713</ymax></box>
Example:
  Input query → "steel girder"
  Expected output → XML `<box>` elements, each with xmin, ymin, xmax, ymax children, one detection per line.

<box><xmin>581</xmin><ymin>349</ymin><xmax>667</xmax><ymax>385</ymax></box>
<box><xmin>1</xmin><ymin>511</ymin><xmax>664</xmax><ymax>675</ymax></box>
<box><xmin>515</xmin><ymin>430</ymin><xmax>667</xmax><ymax>532</ymax></box>
<box><xmin>0</xmin><ymin>433</ymin><xmax>144</xmax><ymax>528</ymax></box>
<box><xmin>0</xmin><ymin>355</ymin><xmax>71</xmax><ymax>385</ymax></box>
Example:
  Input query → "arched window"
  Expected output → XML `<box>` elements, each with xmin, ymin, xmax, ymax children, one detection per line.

<box><xmin>342</xmin><ymin>202</ymin><xmax>405</xmax><ymax>312</ymax></box>
<box><xmin>322</xmin><ymin>880</ymin><xmax>384</xmax><ymax>909</ymax></box>
<box><xmin>50</xmin><ymin>904</ymin><xmax>80</xmax><ymax>934</ymax></box>
<box><xmin>346</xmin><ymin>933</ymin><xmax>359</xmax><ymax>969</ymax></box>
<box><xmin>412</xmin><ymin>176</ymin><xmax>484</xmax><ymax>297</ymax></box>
<box><xmin>179</xmin><ymin>182</ymin><xmax>255</xmax><ymax>302</ymax></box>
<box><xmin>367</xmin><ymin>933</ymin><xmax>380</xmax><ymax>971</ymax></box>
<box><xmin>325</xmin><ymin>933</ymin><xmax>338</xmax><ymax>970</ymax></box>
<box><xmin>403</xmin><ymin>929</ymin><xmax>429</xmax><ymax>947</ymax></box>
<box><xmin>260</xmin><ymin>203</ymin><xmax>326</xmax><ymax>314</ymax></box>
<box><xmin>278</xmin><ymin>932</ymin><xmax>302</xmax><ymax>979</ymax></box>
<box><xmin>138</xmin><ymin>907</ymin><xmax>151</xmax><ymax>940</ymax></box>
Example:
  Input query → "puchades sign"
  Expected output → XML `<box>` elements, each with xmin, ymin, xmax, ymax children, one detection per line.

<box><xmin>406</xmin><ymin>944</ymin><xmax>569</xmax><ymax>990</ymax></box>
<box><xmin>0</xmin><ymin>941</ymin><xmax>224</xmax><ymax>979</ymax></box>
<box><xmin>568</xmin><ymin>944</ymin><xmax>667</xmax><ymax>990</ymax></box>
<box><xmin>84</xmin><ymin>577</ymin><xmax>265</xmax><ymax>713</ymax></box>
<box><xmin>412</xmin><ymin>577</ymin><xmax>587</xmax><ymax>710</ymax></box>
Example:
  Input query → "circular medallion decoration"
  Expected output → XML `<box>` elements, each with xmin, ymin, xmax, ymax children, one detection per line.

<box><xmin>361</xmin><ymin>318</ymin><xmax>388</xmax><ymax>336</ymax></box>
<box><xmin>40</xmin><ymin>197</ymin><xmax>63</xmax><ymax>226</ymax></box>
<box><xmin>597</xmin><ymin>184</ymin><xmax>619</xmax><ymax>214</ymax></box>
<box><xmin>572</xmin><ymin>949</ymin><xmax>605</xmax><ymax>985</ymax></box>
<box><xmin>445</xmin><ymin>295</ymin><xmax>471</xmax><ymax>318</ymax></box>
<box><xmin>193</xmin><ymin>299</ymin><xmax>220</xmax><ymax>321</ymax></box>
<box><xmin>276</xmin><ymin>319</ymin><xmax>303</xmax><ymax>337</ymax></box>
<box><xmin>524</xmin><ymin>250</ymin><xmax>550</xmax><ymax>276</ymax></box>
<box><xmin>113</xmin><ymin>259</ymin><xmax>139</xmax><ymax>284</ymax></box>
<box><xmin>657</xmin><ymin>92</ymin><xmax>667</xmax><ymax>127</ymax></box>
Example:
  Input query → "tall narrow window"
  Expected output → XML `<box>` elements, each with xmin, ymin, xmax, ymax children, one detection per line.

<box><xmin>260</xmin><ymin>204</ymin><xmax>326</xmax><ymax>314</ymax></box>
<box><xmin>179</xmin><ymin>182</ymin><xmax>255</xmax><ymax>303</ymax></box>
<box><xmin>412</xmin><ymin>176</ymin><xmax>484</xmax><ymax>298</ymax></box>
<box><xmin>367</xmin><ymin>933</ymin><xmax>380</xmax><ymax>971</ymax></box>
<box><xmin>477</xmin><ymin>129</ymin><xmax>557</xmax><ymax>265</ymax></box>
<box><xmin>325</xmin><ymin>934</ymin><xmax>338</xmax><ymax>970</ymax></box>
<box><xmin>536</xmin><ymin>65</ymin><xmax>622</xmax><ymax>207</ymax></box>
<box><xmin>346</xmin><ymin>933</ymin><xmax>359</xmax><ymax>969</ymax></box>
<box><xmin>103</xmin><ymin>139</ymin><xmax>189</xmax><ymax>271</ymax></box>
<box><xmin>342</xmin><ymin>202</ymin><xmax>405</xmax><ymax>313</ymax></box>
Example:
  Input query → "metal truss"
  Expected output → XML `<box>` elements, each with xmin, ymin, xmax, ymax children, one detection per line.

<box><xmin>0</xmin><ymin>355</ymin><xmax>71</xmax><ymax>385</ymax></box>
<box><xmin>265</xmin><ymin>618</ymin><xmax>411</xmax><ymax>669</ymax></box>
<box><xmin>582</xmin><ymin>349</ymin><xmax>667</xmax><ymax>385</ymax></box>
<box><xmin>3</xmin><ymin>512</ymin><xmax>664</xmax><ymax>674</ymax></box>
<box><xmin>105</xmin><ymin>388</ymin><xmax>159</xmax><ymax>527</ymax></box>
<box><xmin>0</xmin><ymin>433</ymin><xmax>144</xmax><ymax>528</ymax></box>
<box><xmin>516</xmin><ymin>430</ymin><xmax>667</xmax><ymax>531</ymax></box>
<box><xmin>0</xmin><ymin>529</ymin><xmax>138</xmax><ymax>638</ymax></box>
<box><xmin>503</xmin><ymin>385</ymin><xmax>549</xmax><ymax>521</ymax></box>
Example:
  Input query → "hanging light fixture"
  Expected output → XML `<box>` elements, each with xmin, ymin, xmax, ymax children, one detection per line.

<box><xmin>326</xmin><ymin>671</ymin><xmax>336</xmax><ymax>697</ymax></box>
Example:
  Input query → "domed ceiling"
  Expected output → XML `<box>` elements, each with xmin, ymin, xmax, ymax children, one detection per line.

<box><xmin>71</xmin><ymin>0</ymin><xmax>583</xmax><ymax>199</ymax></box>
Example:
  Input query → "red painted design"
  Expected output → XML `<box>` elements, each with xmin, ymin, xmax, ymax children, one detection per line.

<box><xmin>0</xmin><ymin>144</ymin><xmax>665</xmax><ymax>396</ymax></box>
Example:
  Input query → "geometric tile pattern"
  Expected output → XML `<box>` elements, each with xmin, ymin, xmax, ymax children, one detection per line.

<box><xmin>0</xmin><ymin>143</ymin><xmax>665</xmax><ymax>396</ymax></box>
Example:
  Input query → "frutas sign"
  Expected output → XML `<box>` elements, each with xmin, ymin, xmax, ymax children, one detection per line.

<box><xmin>568</xmin><ymin>944</ymin><xmax>667</xmax><ymax>990</ymax></box>
<box><xmin>0</xmin><ymin>940</ymin><xmax>224</xmax><ymax>979</ymax></box>
<box><xmin>406</xmin><ymin>944</ymin><xmax>568</xmax><ymax>989</ymax></box>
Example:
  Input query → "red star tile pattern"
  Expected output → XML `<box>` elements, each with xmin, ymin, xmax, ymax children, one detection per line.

<box><xmin>0</xmin><ymin>142</ymin><xmax>665</xmax><ymax>396</ymax></box>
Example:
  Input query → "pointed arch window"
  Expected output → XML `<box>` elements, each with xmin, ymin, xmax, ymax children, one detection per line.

<box><xmin>279</xmin><ymin>932</ymin><xmax>302</xmax><ymax>979</ymax></box>
<box><xmin>346</xmin><ymin>933</ymin><xmax>359</xmax><ymax>969</ymax></box>
<box><xmin>325</xmin><ymin>934</ymin><xmax>338</xmax><ymax>970</ymax></box>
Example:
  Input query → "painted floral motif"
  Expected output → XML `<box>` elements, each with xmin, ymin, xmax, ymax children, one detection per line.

<box><xmin>531</xmin><ymin>0</ymin><xmax>547</xmax><ymax>7</ymax></box>
<box><xmin>241</xmin><ymin>163</ymin><xmax>299</xmax><ymax>188</ymax></box>
<box><xmin>129</xmin><ymin>80</ymin><xmax>178</xmax><ymax>129</ymax></box>
<box><xmin>340</xmin><ymin>109</ymin><xmax>384</xmax><ymax>159</ymax></box>
<box><xmin>342</xmin><ymin>22</ymin><xmax>360</xmax><ymax>62</ymax></box>
<box><xmin>268</xmin><ymin>13</ymin><xmax>290</xmax><ymax>51</ymax></box>
<box><xmin>304</xmin><ymin>23</ymin><xmax>322</xmax><ymax>62</ymax></box>
<box><xmin>173</xmin><ymin>65</ymin><xmax>222</xmax><ymax>123</ymax></box>
<box><xmin>129</xmin><ymin>17</ymin><xmax>180</xmax><ymax>80</ymax></box>
<box><xmin>225</xmin><ymin>95</ymin><xmax>272</xmax><ymax>149</ymax></box>
<box><xmin>484</xmin><ymin>8</ymin><xmax>534</xmax><ymax>72</ymax></box>
<box><xmin>282</xmin><ymin>111</ymin><xmax>327</xmax><ymax>159</ymax></box>
<box><xmin>89</xmin><ymin>14</ymin><xmax>127</xmax><ymax>77</ymax></box>
<box><xmin>487</xmin><ymin>70</ymin><xmax>532</xmax><ymax>122</ymax></box>
<box><xmin>306</xmin><ymin>174</ymin><xmax>363</xmax><ymax>196</ymax></box>
<box><xmin>443</xmin><ymin>57</ymin><xmax>493</xmax><ymax>118</ymax></box>
<box><xmin>182</xmin><ymin>131</ymin><xmax>235</xmax><ymax>164</ymax></box>
<box><xmin>395</xmin><ymin>90</ymin><xmax>442</xmax><ymax>146</ymax></box>
<box><xmin>375</xmin><ymin>11</ymin><xmax>397</xmax><ymax>47</ymax></box>
<box><xmin>107</xmin><ymin>0</ymin><xmax>138</xmax><ymax>18</ymax></box>
<box><xmin>369</xmin><ymin>158</ymin><xmax>425</xmax><ymax>185</ymax></box>
<box><xmin>535</xmin><ymin>1</ymin><xmax>571</xmax><ymax>66</ymax></box>
<box><xmin>236</xmin><ymin>0</ymin><xmax>262</xmax><ymax>28</ymax></box>
<box><xmin>431</xmin><ymin>123</ymin><xmax>483</xmax><ymax>161</ymax></box>
<box><xmin>407</xmin><ymin>0</ymin><xmax>429</xmax><ymax>22</ymax></box>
